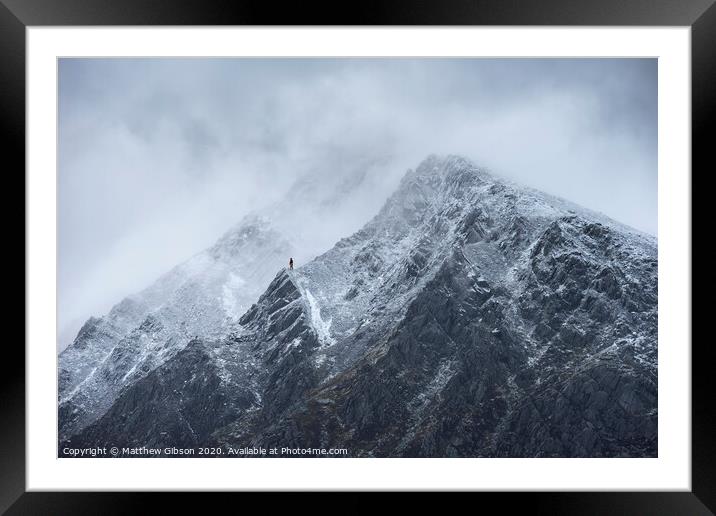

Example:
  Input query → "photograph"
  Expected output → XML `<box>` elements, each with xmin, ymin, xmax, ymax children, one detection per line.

<box><xmin>56</xmin><ymin>57</ymin><xmax>658</xmax><ymax>459</ymax></box>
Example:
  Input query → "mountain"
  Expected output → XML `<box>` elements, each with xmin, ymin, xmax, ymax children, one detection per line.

<box><xmin>58</xmin><ymin>156</ymin><xmax>395</xmax><ymax>442</ymax></box>
<box><xmin>61</xmin><ymin>155</ymin><xmax>657</xmax><ymax>457</ymax></box>
<box><xmin>58</xmin><ymin>214</ymin><xmax>294</xmax><ymax>441</ymax></box>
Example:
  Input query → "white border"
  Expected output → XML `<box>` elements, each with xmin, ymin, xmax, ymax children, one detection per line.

<box><xmin>27</xmin><ymin>27</ymin><xmax>691</xmax><ymax>491</ymax></box>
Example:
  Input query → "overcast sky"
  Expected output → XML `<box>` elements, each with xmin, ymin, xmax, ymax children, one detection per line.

<box><xmin>58</xmin><ymin>58</ymin><xmax>657</xmax><ymax>343</ymax></box>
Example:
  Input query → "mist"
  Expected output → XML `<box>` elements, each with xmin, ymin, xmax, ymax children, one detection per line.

<box><xmin>58</xmin><ymin>58</ymin><xmax>656</xmax><ymax>345</ymax></box>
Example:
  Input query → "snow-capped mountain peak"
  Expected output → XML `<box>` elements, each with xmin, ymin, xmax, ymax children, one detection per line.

<box><xmin>61</xmin><ymin>155</ymin><xmax>657</xmax><ymax>458</ymax></box>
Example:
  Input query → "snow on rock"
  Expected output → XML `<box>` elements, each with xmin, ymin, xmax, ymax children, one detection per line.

<box><xmin>302</xmin><ymin>288</ymin><xmax>335</xmax><ymax>346</ymax></box>
<box><xmin>58</xmin><ymin>156</ymin><xmax>392</xmax><ymax>442</ymax></box>
<box><xmin>221</xmin><ymin>272</ymin><xmax>247</xmax><ymax>318</ymax></box>
<box><xmin>61</xmin><ymin>154</ymin><xmax>658</xmax><ymax>458</ymax></box>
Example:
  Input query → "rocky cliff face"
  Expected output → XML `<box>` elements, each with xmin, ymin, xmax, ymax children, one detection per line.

<box><xmin>58</xmin><ymin>215</ymin><xmax>294</xmax><ymax>442</ymax></box>
<box><xmin>58</xmin><ymin>157</ymin><xmax>392</xmax><ymax>442</ymax></box>
<box><xmin>61</xmin><ymin>155</ymin><xmax>657</xmax><ymax>457</ymax></box>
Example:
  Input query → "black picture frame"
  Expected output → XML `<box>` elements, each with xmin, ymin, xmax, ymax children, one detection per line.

<box><xmin>4</xmin><ymin>0</ymin><xmax>710</xmax><ymax>512</ymax></box>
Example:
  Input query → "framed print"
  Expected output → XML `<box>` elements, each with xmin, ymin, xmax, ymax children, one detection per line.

<box><xmin>4</xmin><ymin>0</ymin><xmax>710</xmax><ymax>511</ymax></box>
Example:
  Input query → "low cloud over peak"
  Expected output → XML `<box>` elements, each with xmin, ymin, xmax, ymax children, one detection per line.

<box><xmin>58</xmin><ymin>58</ymin><xmax>656</xmax><ymax>343</ymax></box>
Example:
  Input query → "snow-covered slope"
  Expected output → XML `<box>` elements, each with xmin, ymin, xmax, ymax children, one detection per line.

<box><xmin>58</xmin><ymin>214</ymin><xmax>294</xmax><ymax>440</ymax></box>
<box><xmin>58</xmin><ymin>157</ymin><xmax>394</xmax><ymax>441</ymax></box>
<box><xmin>62</xmin><ymin>155</ymin><xmax>658</xmax><ymax>457</ymax></box>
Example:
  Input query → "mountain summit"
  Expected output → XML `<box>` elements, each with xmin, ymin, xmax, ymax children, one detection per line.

<box><xmin>61</xmin><ymin>155</ymin><xmax>657</xmax><ymax>457</ymax></box>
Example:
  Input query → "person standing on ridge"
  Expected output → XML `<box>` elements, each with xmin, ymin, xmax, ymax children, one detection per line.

<box><xmin>289</xmin><ymin>257</ymin><xmax>294</xmax><ymax>270</ymax></box>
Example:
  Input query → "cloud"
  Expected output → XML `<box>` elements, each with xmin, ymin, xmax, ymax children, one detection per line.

<box><xmin>58</xmin><ymin>58</ymin><xmax>657</xmax><ymax>343</ymax></box>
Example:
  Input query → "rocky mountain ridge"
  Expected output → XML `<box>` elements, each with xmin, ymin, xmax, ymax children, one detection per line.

<box><xmin>61</xmin><ymin>155</ymin><xmax>657</xmax><ymax>457</ymax></box>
